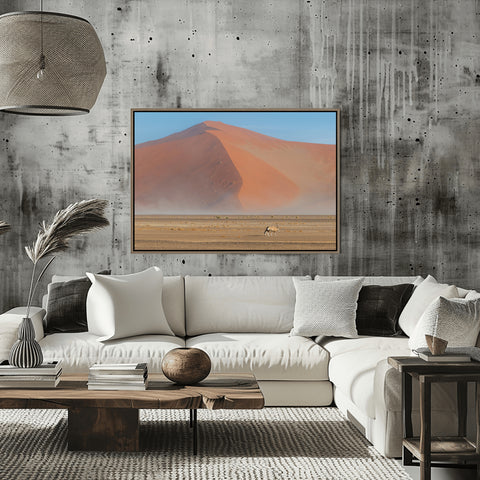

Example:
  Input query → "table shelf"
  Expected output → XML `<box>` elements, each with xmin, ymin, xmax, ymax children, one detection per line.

<box><xmin>404</xmin><ymin>436</ymin><xmax>479</xmax><ymax>463</ymax></box>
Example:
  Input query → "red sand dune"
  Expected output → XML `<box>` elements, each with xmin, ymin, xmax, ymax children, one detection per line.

<box><xmin>135</xmin><ymin>121</ymin><xmax>336</xmax><ymax>215</ymax></box>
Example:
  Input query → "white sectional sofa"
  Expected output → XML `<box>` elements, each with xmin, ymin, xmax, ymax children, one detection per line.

<box><xmin>0</xmin><ymin>274</ymin><xmax>477</xmax><ymax>458</ymax></box>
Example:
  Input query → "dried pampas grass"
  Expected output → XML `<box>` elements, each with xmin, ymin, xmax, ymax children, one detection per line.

<box><xmin>0</xmin><ymin>222</ymin><xmax>10</xmax><ymax>235</ymax></box>
<box><xmin>25</xmin><ymin>199</ymin><xmax>109</xmax><ymax>317</ymax></box>
<box><xmin>26</xmin><ymin>199</ymin><xmax>109</xmax><ymax>263</ymax></box>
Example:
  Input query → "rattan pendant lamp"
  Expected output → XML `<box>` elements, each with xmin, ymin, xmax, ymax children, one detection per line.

<box><xmin>0</xmin><ymin>1</ymin><xmax>106</xmax><ymax>115</ymax></box>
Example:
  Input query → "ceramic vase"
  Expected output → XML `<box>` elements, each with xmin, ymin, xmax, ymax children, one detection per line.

<box><xmin>9</xmin><ymin>317</ymin><xmax>43</xmax><ymax>368</ymax></box>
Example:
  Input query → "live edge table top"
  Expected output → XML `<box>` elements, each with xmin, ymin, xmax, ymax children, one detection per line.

<box><xmin>0</xmin><ymin>373</ymin><xmax>265</xmax><ymax>411</ymax></box>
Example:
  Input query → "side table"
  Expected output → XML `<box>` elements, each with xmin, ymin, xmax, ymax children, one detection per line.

<box><xmin>388</xmin><ymin>356</ymin><xmax>480</xmax><ymax>480</ymax></box>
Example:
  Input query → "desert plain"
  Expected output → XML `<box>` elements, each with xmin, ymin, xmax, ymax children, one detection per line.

<box><xmin>134</xmin><ymin>215</ymin><xmax>337</xmax><ymax>251</ymax></box>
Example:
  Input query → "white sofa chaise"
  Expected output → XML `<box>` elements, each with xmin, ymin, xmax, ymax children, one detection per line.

<box><xmin>0</xmin><ymin>274</ymin><xmax>477</xmax><ymax>458</ymax></box>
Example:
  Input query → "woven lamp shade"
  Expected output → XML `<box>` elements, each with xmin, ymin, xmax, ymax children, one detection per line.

<box><xmin>0</xmin><ymin>11</ymin><xmax>106</xmax><ymax>115</ymax></box>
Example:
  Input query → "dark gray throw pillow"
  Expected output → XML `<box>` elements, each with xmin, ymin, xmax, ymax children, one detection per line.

<box><xmin>355</xmin><ymin>283</ymin><xmax>414</xmax><ymax>336</ymax></box>
<box><xmin>44</xmin><ymin>270</ymin><xmax>110</xmax><ymax>334</ymax></box>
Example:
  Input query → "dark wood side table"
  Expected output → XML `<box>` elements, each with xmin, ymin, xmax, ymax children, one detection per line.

<box><xmin>388</xmin><ymin>356</ymin><xmax>480</xmax><ymax>480</ymax></box>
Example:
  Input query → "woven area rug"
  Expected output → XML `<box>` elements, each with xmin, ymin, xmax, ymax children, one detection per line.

<box><xmin>0</xmin><ymin>407</ymin><xmax>411</xmax><ymax>480</ymax></box>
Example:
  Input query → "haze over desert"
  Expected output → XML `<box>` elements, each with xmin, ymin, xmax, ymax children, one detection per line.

<box><xmin>134</xmin><ymin>121</ymin><xmax>336</xmax><ymax>215</ymax></box>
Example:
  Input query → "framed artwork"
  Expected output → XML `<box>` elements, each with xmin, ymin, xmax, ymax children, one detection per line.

<box><xmin>131</xmin><ymin>109</ymin><xmax>339</xmax><ymax>252</ymax></box>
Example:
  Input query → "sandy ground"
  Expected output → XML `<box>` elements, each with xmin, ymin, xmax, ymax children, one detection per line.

<box><xmin>133</xmin><ymin>215</ymin><xmax>337</xmax><ymax>251</ymax></box>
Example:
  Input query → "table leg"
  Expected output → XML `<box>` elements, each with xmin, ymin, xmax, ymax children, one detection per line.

<box><xmin>477</xmin><ymin>382</ymin><xmax>480</xmax><ymax>455</ymax></box>
<box><xmin>191</xmin><ymin>409</ymin><xmax>198</xmax><ymax>455</ymax></box>
<box><xmin>68</xmin><ymin>407</ymin><xmax>139</xmax><ymax>451</ymax></box>
<box><xmin>419</xmin><ymin>377</ymin><xmax>431</xmax><ymax>480</ymax></box>
<box><xmin>476</xmin><ymin>382</ymin><xmax>480</xmax><ymax>480</ymax></box>
<box><xmin>457</xmin><ymin>381</ymin><xmax>468</xmax><ymax>437</ymax></box>
<box><xmin>190</xmin><ymin>408</ymin><xmax>193</xmax><ymax>428</ymax></box>
<box><xmin>402</xmin><ymin>371</ymin><xmax>414</xmax><ymax>466</ymax></box>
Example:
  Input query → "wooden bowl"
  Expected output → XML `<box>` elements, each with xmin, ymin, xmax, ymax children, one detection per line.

<box><xmin>425</xmin><ymin>334</ymin><xmax>448</xmax><ymax>355</ymax></box>
<box><xmin>161</xmin><ymin>347</ymin><xmax>211</xmax><ymax>385</ymax></box>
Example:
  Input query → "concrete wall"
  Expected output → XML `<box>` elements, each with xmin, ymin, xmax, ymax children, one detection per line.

<box><xmin>0</xmin><ymin>0</ymin><xmax>479</xmax><ymax>310</ymax></box>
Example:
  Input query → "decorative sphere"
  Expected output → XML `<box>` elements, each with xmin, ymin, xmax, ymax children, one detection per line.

<box><xmin>161</xmin><ymin>348</ymin><xmax>211</xmax><ymax>385</ymax></box>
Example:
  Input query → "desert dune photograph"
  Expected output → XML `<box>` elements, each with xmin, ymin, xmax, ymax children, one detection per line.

<box><xmin>132</xmin><ymin>110</ymin><xmax>338</xmax><ymax>251</ymax></box>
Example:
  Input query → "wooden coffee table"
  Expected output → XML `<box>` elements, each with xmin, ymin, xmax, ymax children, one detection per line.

<box><xmin>0</xmin><ymin>373</ymin><xmax>264</xmax><ymax>454</ymax></box>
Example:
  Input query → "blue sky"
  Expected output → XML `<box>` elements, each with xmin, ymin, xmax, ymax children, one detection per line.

<box><xmin>134</xmin><ymin>111</ymin><xmax>337</xmax><ymax>145</ymax></box>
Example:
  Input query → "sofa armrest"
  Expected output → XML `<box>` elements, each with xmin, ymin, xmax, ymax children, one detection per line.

<box><xmin>371</xmin><ymin>358</ymin><xmax>404</xmax><ymax>457</ymax></box>
<box><xmin>0</xmin><ymin>307</ymin><xmax>45</xmax><ymax>361</ymax></box>
<box><xmin>374</xmin><ymin>358</ymin><xmax>401</xmax><ymax>414</ymax></box>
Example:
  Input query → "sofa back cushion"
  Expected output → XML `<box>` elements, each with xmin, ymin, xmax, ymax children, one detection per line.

<box><xmin>314</xmin><ymin>275</ymin><xmax>423</xmax><ymax>286</ymax></box>
<box><xmin>185</xmin><ymin>276</ymin><xmax>309</xmax><ymax>335</ymax></box>
<box><xmin>45</xmin><ymin>274</ymin><xmax>185</xmax><ymax>337</ymax></box>
<box><xmin>162</xmin><ymin>276</ymin><xmax>185</xmax><ymax>336</ymax></box>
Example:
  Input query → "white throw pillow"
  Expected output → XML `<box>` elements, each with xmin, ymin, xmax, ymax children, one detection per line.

<box><xmin>409</xmin><ymin>297</ymin><xmax>480</xmax><ymax>350</ymax></box>
<box><xmin>290</xmin><ymin>277</ymin><xmax>363</xmax><ymax>338</ymax></box>
<box><xmin>86</xmin><ymin>267</ymin><xmax>174</xmax><ymax>342</ymax></box>
<box><xmin>456</xmin><ymin>286</ymin><xmax>470</xmax><ymax>298</ymax></box>
<box><xmin>398</xmin><ymin>275</ymin><xmax>459</xmax><ymax>337</ymax></box>
<box><xmin>466</xmin><ymin>290</ymin><xmax>480</xmax><ymax>301</ymax></box>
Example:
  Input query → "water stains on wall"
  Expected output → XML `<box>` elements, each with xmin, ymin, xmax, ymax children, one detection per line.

<box><xmin>0</xmin><ymin>0</ymin><xmax>479</xmax><ymax>311</ymax></box>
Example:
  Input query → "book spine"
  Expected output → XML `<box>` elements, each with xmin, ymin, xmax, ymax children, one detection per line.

<box><xmin>89</xmin><ymin>371</ymin><xmax>147</xmax><ymax>376</ymax></box>
<box><xmin>0</xmin><ymin>368</ymin><xmax>61</xmax><ymax>376</ymax></box>
<box><xmin>90</xmin><ymin>363</ymin><xmax>147</xmax><ymax>370</ymax></box>
<box><xmin>88</xmin><ymin>376</ymin><xmax>148</xmax><ymax>382</ymax></box>
<box><xmin>0</xmin><ymin>375</ymin><xmax>59</xmax><ymax>381</ymax></box>
<box><xmin>0</xmin><ymin>381</ymin><xmax>59</xmax><ymax>388</ymax></box>
<box><xmin>87</xmin><ymin>385</ymin><xmax>147</xmax><ymax>391</ymax></box>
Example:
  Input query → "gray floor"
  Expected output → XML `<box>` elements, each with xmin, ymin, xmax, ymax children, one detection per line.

<box><xmin>396</xmin><ymin>461</ymin><xmax>476</xmax><ymax>479</ymax></box>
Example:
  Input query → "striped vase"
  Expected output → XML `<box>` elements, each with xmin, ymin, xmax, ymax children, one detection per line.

<box><xmin>9</xmin><ymin>317</ymin><xmax>43</xmax><ymax>368</ymax></box>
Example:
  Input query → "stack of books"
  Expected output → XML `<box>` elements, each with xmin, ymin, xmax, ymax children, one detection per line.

<box><xmin>415</xmin><ymin>347</ymin><xmax>476</xmax><ymax>363</ymax></box>
<box><xmin>417</xmin><ymin>351</ymin><xmax>471</xmax><ymax>362</ymax></box>
<box><xmin>0</xmin><ymin>360</ymin><xmax>63</xmax><ymax>388</ymax></box>
<box><xmin>88</xmin><ymin>363</ymin><xmax>148</xmax><ymax>390</ymax></box>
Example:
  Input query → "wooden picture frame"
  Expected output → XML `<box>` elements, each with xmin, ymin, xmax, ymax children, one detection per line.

<box><xmin>131</xmin><ymin>108</ymin><xmax>339</xmax><ymax>252</ymax></box>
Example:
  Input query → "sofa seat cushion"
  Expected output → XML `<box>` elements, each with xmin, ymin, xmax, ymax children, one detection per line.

<box><xmin>318</xmin><ymin>335</ymin><xmax>411</xmax><ymax>359</ymax></box>
<box><xmin>318</xmin><ymin>336</ymin><xmax>412</xmax><ymax>419</ymax></box>
<box><xmin>39</xmin><ymin>332</ymin><xmax>185</xmax><ymax>374</ymax></box>
<box><xmin>186</xmin><ymin>333</ymin><xmax>329</xmax><ymax>381</ymax></box>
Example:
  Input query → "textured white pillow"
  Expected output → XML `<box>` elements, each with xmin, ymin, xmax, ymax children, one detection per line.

<box><xmin>398</xmin><ymin>275</ymin><xmax>459</xmax><ymax>337</ymax></box>
<box><xmin>290</xmin><ymin>277</ymin><xmax>363</xmax><ymax>338</ymax></box>
<box><xmin>409</xmin><ymin>297</ymin><xmax>480</xmax><ymax>350</ymax></box>
<box><xmin>86</xmin><ymin>267</ymin><xmax>174</xmax><ymax>342</ymax></box>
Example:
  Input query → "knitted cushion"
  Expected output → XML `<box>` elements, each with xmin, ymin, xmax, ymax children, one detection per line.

<box><xmin>409</xmin><ymin>296</ymin><xmax>480</xmax><ymax>350</ymax></box>
<box><xmin>291</xmin><ymin>278</ymin><xmax>363</xmax><ymax>338</ymax></box>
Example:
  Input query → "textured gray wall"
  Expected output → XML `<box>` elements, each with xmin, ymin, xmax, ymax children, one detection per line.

<box><xmin>0</xmin><ymin>0</ymin><xmax>479</xmax><ymax>310</ymax></box>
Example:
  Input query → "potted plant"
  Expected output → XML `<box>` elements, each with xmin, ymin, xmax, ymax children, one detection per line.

<box><xmin>9</xmin><ymin>199</ymin><xmax>109</xmax><ymax>368</ymax></box>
